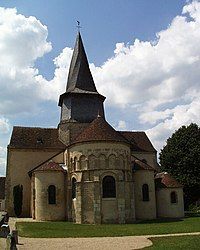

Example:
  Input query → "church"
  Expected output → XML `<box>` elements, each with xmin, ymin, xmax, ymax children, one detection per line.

<box><xmin>5</xmin><ymin>32</ymin><xmax>184</xmax><ymax>223</ymax></box>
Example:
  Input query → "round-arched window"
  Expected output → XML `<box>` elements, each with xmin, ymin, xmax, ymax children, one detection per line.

<box><xmin>102</xmin><ymin>176</ymin><xmax>116</xmax><ymax>198</ymax></box>
<box><xmin>72</xmin><ymin>177</ymin><xmax>77</xmax><ymax>199</ymax></box>
<box><xmin>142</xmin><ymin>184</ymin><xmax>149</xmax><ymax>201</ymax></box>
<box><xmin>170</xmin><ymin>191</ymin><xmax>178</xmax><ymax>204</ymax></box>
<box><xmin>48</xmin><ymin>185</ymin><xmax>56</xmax><ymax>204</ymax></box>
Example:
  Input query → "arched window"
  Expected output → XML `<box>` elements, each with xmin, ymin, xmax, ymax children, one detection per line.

<box><xmin>170</xmin><ymin>191</ymin><xmax>178</xmax><ymax>204</ymax></box>
<box><xmin>48</xmin><ymin>185</ymin><xmax>56</xmax><ymax>204</ymax></box>
<box><xmin>72</xmin><ymin>178</ymin><xmax>77</xmax><ymax>199</ymax></box>
<box><xmin>73</xmin><ymin>157</ymin><xmax>77</xmax><ymax>171</ymax></box>
<box><xmin>142</xmin><ymin>184</ymin><xmax>149</xmax><ymax>201</ymax></box>
<box><xmin>102</xmin><ymin>176</ymin><xmax>116</xmax><ymax>198</ymax></box>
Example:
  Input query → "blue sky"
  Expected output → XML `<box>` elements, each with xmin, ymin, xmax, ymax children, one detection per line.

<box><xmin>1</xmin><ymin>0</ymin><xmax>186</xmax><ymax>75</ymax></box>
<box><xmin>0</xmin><ymin>0</ymin><xmax>200</xmax><ymax>175</ymax></box>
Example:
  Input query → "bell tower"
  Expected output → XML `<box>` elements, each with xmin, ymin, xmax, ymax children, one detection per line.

<box><xmin>58</xmin><ymin>32</ymin><xmax>106</xmax><ymax>144</ymax></box>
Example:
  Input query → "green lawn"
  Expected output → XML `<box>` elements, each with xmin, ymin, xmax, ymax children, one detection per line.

<box><xmin>16</xmin><ymin>217</ymin><xmax>200</xmax><ymax>238</ymax></box>
<box><xmin>145</xmin><ymin>235</ymin><xmax>200</xmax><ymax>249</ymax></box>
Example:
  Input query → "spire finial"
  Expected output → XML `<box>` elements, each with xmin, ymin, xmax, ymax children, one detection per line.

<box><xmin>76</xmin><ymin>20</ymin><xmax>81</xmax><ymax>32</ymax></box>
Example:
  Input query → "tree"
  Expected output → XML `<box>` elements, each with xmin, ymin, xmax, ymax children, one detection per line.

<box><xmin>159</xmin><ymin>123</ymin><xmax>200</xmax><ymax>209</ymax></box>
<box><xmin>13</xmin><ymin>184</ymin><xmax>23</xmax><ymax>217</ymax></box>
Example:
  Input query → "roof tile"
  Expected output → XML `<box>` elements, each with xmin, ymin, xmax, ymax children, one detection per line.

<box><xmin>120</xmin><ymin>131</ymin><xmax>156</xmax><ymax>152</ymax></box>
<box><xmin>9</xmin><ymin>127</ymin><xmax>66</xmax><ymax>149</ymax></box>
<box><xmin>73</xmin><ymin>116</ymin><xmax>129</xmax><ymax>144</ymax></box>
<box><xmin>33</xmin><ymin>161</ymin><xmax>65</xmax><ymax>172</ymax></box>
<box><xmin>155</xmin><ymin>172</ymin><xmax>183</xmax><ymax>188</ymax></box>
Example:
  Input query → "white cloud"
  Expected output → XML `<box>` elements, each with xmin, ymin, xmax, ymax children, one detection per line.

<box><xmin>0</xmin><ymin>117</ymin><xmax>10</xmax><ymax>134</ymax></box>
<box><xmin>92</xmin><ymin>11</ymin><xmax>200</xmax><ymax>110</ymax></box>
<box><xmin>35</xmin><ymin>47</ymin><xmax>73</xmax><ymax>101</ymax></box>
<box><xmin>0</xmin><ymin>146</ymin><xmax>6</xmax><ymax>157</ymax></box>
<box><xmin>0</xmin><ymin>146</ymin><xmax>6</xmax><ymax>176</ymax></box>
<box><xmin>0</xmin><ymin>7</ymin><xmax>52</xmax><ymax>116</ymax></box>
<box><xmin>0</xmin><ymin>158</ymin><xmax>6</xmax><ymax>176</ymax></box>
<box><xmin>116</xmin><ymin>120</ymin><xmax>127</xmax><ymax>130</ymax></box>
<box><xmin>146</xmin><ymin>97</ymin><xmax>200</xmax><ymax>151</ymax></box>
<box><xmin>0</xmin><ymin>7</ymin><xmax>51</xmax><ymax>67</ymax></box>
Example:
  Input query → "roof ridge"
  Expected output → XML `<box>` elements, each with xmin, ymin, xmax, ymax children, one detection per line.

<box><xmin>133</xmin><ymin>158</ymin><xmax>155</xmax><ymax>171</ymax></box>
<box><xmin>13</xmin><ymin>126</ymin><xmax>57</xmax><ymax>130</ymax></box>
<box><xmin>133</xmin><ymin>155</ymin><xmax>156</xmax><ymax>170</ymax></box>
<box><xmin>28</xmin><ymin>149</ymin><xmax>65</xmax><ymax>177</ymax></box>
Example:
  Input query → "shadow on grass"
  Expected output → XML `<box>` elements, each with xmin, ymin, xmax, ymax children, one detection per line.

<box><xmin>135</xmin><ymin>218</ymin><xmax>184</xmax><ymax>224</ymax></box>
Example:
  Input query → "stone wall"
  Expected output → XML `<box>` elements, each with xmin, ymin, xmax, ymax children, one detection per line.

<box><xmin>58</xmin><ymin>121</ymin><xmax>89</xmax><ymax>145</ymax></box>
<box><xmin>33</xmin><ymin>171</ymin><xmax>66</xmax><ymax>221</ymax></box>
<box><xmin>133</xmin><ymin>170</ymin><xmax>157</xmax><ymax>220</ymax></box>
<box><xmin>5</xmin><ymin>148</ymin><xmax>63</xmax><ymax>217</ymax></box>
<box><xmin>0</xmin><ymin>200</ymin><xmax>5</xmax><ymax>211</ymax></box>
<box><xmin>156</xmin><ymin>188</ymin><xmax>184</xmax><ymax>218</ymax></box>
<box><xmin>132</xmin><ymin>152</ymin><xmax>158</xmax><ymax>170</ymax></box>
<box><xmin>67</xmin><ymin>142</ymin><xmax>135</xmax><ymax>224</ymax></box>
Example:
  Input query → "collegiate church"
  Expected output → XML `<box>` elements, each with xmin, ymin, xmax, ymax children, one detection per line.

<box><xmin>5</xmin><ymin>32</ymin><xmax>184</xmax><ymax>223</ymax></box>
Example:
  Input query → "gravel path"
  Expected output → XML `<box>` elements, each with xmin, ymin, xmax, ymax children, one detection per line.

<box><xmin>17</xmin><ymin>236</ymin><xmax>152</xmax><ymax>250</ymax></box>
<box><xmin>16</xmin><ymin>232</ymin><xmax>200</xmax><ymax>250</ymax></box>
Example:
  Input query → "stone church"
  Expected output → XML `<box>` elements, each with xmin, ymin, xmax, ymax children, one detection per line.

<box><xmin>5</xmin><ymin>32</ymin><xmax>184</xmax><ymax>223</ymax></box>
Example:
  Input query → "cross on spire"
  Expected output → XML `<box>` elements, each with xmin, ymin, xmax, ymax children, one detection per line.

<box><xmin>76</xmin><ymin>20</ymin><xmax>82</xmax><ymax>32</ymax></box>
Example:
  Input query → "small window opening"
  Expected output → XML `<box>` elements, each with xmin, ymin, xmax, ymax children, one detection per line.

<box><xmin>72</xmin><ymin>178</ymin><xmax>77</xmax><ymax>199</ymax></box>
<box><xmin>171</xmin><ymin>191</ymin><xmax>178</xmax><ymax>204</ymax></box>
<box><xmin>142</xmin><ymin>184</ymin><xmax>149</xmax><ymax>201</ymax></box>
<box><xmin>48</xmin><ymin>185</ymin><xmax>56</xmax><ymax>204</ymax></box>
<box><xmin>102</xmin><ymin>176</ymin><xmax>116</xmax><ymax>198</ymax></box>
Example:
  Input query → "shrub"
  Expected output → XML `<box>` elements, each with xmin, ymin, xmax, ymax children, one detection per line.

<box><xmin>13</xmin><ymin>185</ymin><xmax>23</xmax><ymax>217</ymax></box>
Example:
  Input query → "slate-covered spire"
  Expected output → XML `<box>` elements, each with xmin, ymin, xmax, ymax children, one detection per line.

<box><xmin>58</xmin><ymin>32</ymin><xmax>105</xmax><ymax>124</ymax></box>
<box><xmin>66</xmin><ymin>32</ymin><xmax>97</xmax><ymax>93</ymax></box>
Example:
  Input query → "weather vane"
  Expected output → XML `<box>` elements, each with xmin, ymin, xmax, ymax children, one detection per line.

<box><xmin>76</xmin><ymin>20</ymin><xmax>82</xmax><ymax>32</ymax></box>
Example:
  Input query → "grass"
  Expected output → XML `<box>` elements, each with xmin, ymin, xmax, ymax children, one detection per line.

<box><xmin>16</xmin><ymin>217</ymin><xmax>200</xmax><ymax>238</ymax></box>
<box><xmin>145</xmin><ymin>235</ymin><xmax>200</xmax><ymax>249</ymax></box>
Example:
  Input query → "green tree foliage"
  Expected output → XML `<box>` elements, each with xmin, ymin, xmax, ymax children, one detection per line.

<box><xmin>13</xmin><ymin>184</ymin><xmax>23</xmax><ymax>217</ymax></box>
<box><xmin>159</xmin><ymin>123</ymin><xmax>200</xmax><ymax>208</ymax></box>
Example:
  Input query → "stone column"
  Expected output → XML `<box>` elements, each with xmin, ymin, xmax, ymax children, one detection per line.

<box><xmin>93</xmin><ymin>175</ymin><xmax>101</xmax><ymax>224</ymax></box>
<box><xmin>75</xmin><ymin>182</ymin><xmax>82</xmax><ymax>223</ymax></box>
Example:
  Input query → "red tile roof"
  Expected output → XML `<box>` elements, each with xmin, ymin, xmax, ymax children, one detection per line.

<box><xmin>33</xmin><ymin>161</ymin><xmax>65</xmax><ymax>172</ymax></box>
<box><xmin>9</xmin><ymin>127</ymin><xmax>66</xmax><ymax>149</ymax></box>
<box><xmin>119</xmin><ymin>131</ymin><xmax>156</xmax><ymax>153</ymax></box>
<box><xmin>155</xmin><ymin>172</ymin><xmax>183</xmax><ymax>188</ymax></box>
<box><xmin>73</xmin><ymin>116</ymin><xmax>130</xmax><ymax>144</ymax></box>
<box><xmin>0</xmin><ymin>177</ymin><xmax>6</xmax><ymax>199</ymax></box>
